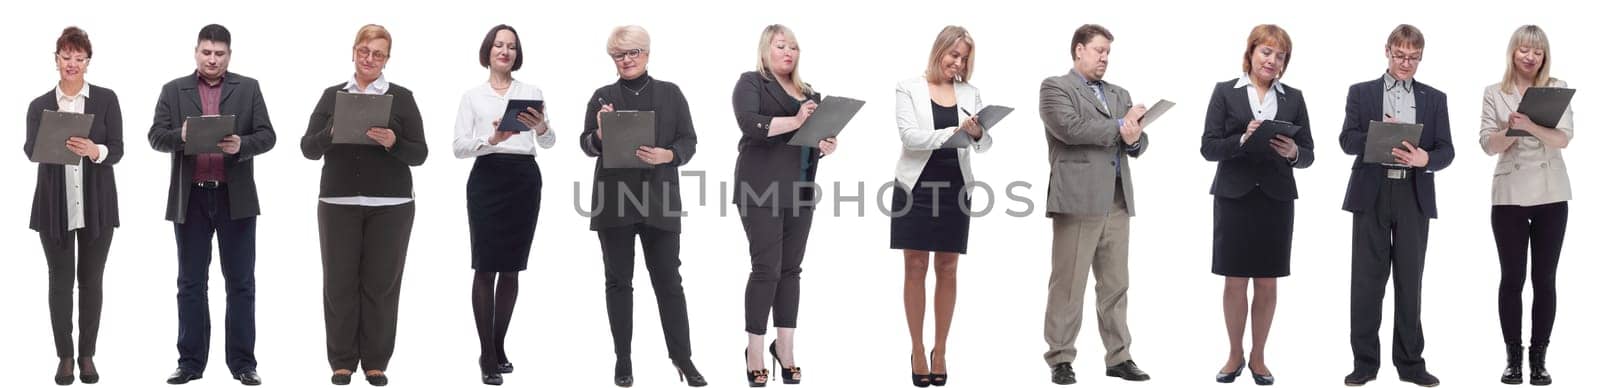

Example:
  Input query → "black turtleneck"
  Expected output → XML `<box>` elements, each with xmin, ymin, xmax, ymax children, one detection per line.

<box><xmin>615</xmin><ymin>72</ymin><xmax>655</xmax><ymax>111</ymax></box>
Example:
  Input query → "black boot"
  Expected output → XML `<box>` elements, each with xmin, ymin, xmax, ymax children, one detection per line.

<box><xmin>1529</xmin><ymin>344</ymin><xmax>1551</xmax><ymax>386</ymax></box>
<box><xmin>1502</xmin><ymin>344</ymin><xmax>1523</xmax><ymax>385</ymax></box>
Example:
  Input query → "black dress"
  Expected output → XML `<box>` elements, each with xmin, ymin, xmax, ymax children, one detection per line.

<box><xmin>467</xmin><ymin>153</ymin><xmax>542</xmax><ymax>271</ymax></box>
<box><xmin>890</xmin><ymin>101</ymin><xmax>971</xmax><ymax>254</ymax></box>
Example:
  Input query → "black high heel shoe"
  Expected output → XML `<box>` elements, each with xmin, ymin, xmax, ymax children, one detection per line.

<box><xmin>54</xmin><ymin>357</ymin><xmax>74</xmax><ymax>386</ymax></box>
<box><xmin>1249</xmin><ymin>367</ymin><xmax>1275</xmax><ymax>386</ymax></box>
<box><xmin>929</xmin><ymin>350</ymin><xmax>948</xmax><ymax>386</ymax></box>
<box><xmin>77</xmin><ymin>358</ymin><xmax>98</xmax><ymax>384</ymax></box>
<box><xmin>615</xmin><ymin>358</ymin><xmax>634</xmax><ymax>387</ymax></box>
<box><xmin>674</xmin><ymin>359</ymin><xmax>708</xmax><ymax>387</ymax></box>
<box><xmin>1216</xmin><ymin>361</ymin><xmax>1244</xmax><ymax>383</ymax></box>
<box><xmin>480</xmin><ymin>356</ymin><xmax>504</xmax><ymax>386</ymax></box>
<box><xmin>768</xmin><ymin>341</ymin><xmax>801</xmax><ymax>384</ymax></box>
<box><xmin>745</xmin><ymin>348</ymin><xmax>770</xmax><ymax>387</ymax></box>
<box><xmin>498</xmin><ymin>362</ymin><xmax>514</xmax><ymax>374</ymax></box>
<box><xmin>911</xmin><ymin>355</ymin><xmax>931</xmax><ymax>387</ymax></box>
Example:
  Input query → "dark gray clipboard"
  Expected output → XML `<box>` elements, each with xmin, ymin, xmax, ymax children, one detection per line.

<box><xmin>1244</xmin><ymin>119</ymin><xmax>1303</xmax><ymax>153</ymax></box>
<box><xmin>332</xmin><ymin>92</ymin><xmax>393</xmax><ymax>145</ymax></box>
<box><xmin>600</xmin><ymin>111</ymin><xmax>656</xmax><ymax>169</ymax></box>
<box><xmin>498</xmin><ymin>99</ymin><xmax>546</xmax><ymax>132</ymax></box>
<box><xmin>183</xmin><ymin>115</ymin><xmax>236</xmax><ymax>154</ymax></box>
<box><xmin>1362</xmin><ymin>121</ymin><xmax>1424</xmax><ymax>164</ymax></box>
<box><xmin>1509</xmin><ymin>87</ymin><xmax>1575</xmax><ymax>137</ymax></box>
<box><xmin>1137</xmin><ymin>99</ymin><xmax>1176</xmax><ymax>127</ymax></box>
<box><xmin>941</xmin><ymin>105</ymin><xmax>1014</xmax><ymax>148</ymax></box>
<box><xmin>32</xmin><ymin>110</ymin><xmax>94</xmax><ymax>165</ymax></box>
<box><xmin>787</xmin><ymin>96</ymin><xmax>865</xmax><ymax>147</ymax></box>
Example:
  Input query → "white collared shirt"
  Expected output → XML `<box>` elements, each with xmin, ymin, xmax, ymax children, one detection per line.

<box><xmin>1234</xmin><ymin>73</ymin><xmax>1284</xmax><ymax>121</ymax></box>
<box><xmin>453</xmin><ymin>80</ymin><xmax>556</xmax><ymax>159</ymax></box>
<box><xmin>55</xmin><ymin>84</ymin><xmax>108</xmax><ymax>231</ymax></box>
<box><xmin>320</xmin><ymin>74</ymin><xmax>413</xmax><ymax>207</ymax></box>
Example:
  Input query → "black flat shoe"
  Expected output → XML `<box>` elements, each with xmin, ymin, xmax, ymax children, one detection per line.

<box><xmin>1398</xmin><ymin>371</ymin><xmax>1439</xmax><ymax>387</ymax></box>
<box><xmin>55</xmin><ymin>357</ymin><xmax>75</xmax><ymax>386</ymax></box>
<box><xmin>481</xmin><ymin>372</ymin><xmax>503</xmax><ymax>386</ymax></box>
<box><xmin>768</xmin><ymin>341</ymin><xmax>800</xmax><ymax>385</ymax></box>
<box><xmin>1106</xmin><ymin>360</ymin><xmax>1150</xmax><ymax>381</ymax></box>
<box><xmin>745</xmin><ymin>348</ymin><xmax>769</xmax><ymax>387</ymax></box>
<box><xmin>77</xmin><ymin>358</ymin><xmax>98</xmax><ymax>384</ymax></box>
<box><xmin>615</xmin><ymin>358</ymin><xmax>634</xmax><ymax>387</ymax></box>
<box><xmin>1216</xmin><ymin>363</ymin><xmax>1244</xmax><ymax>383</ymax></box>
<box><xmin>330</xmin><ymin>371</ymin><xmax>352</xmax><ymax>386</ymax></box>
<box><xmin>364</xmin><ymin>372</ymin><xmax>388</xmax><ymax>387</ymax></box>
<box><xmin>1249</xmin><ymin>368</ymin><xmax>1275</xmax><ymax>386</ymax></box>
<box><xmin>1343</xmin><ymin>370</ymin><xmax>1376</xmax><ymax>386</ymax></box>
<box><xmin>234</xmin><ymin>370</ymin><xmax>262</xmax><ymax>386</ymax></box>
<box><xmin>674</xmin><ymin>359</ymin><xmax>708</xmax><ymax>387</ymax></box>
<box><xmin>498</xmin><ymin>362</ymin><xmax>514</xmax><ymax>374</ymax></box>
<box><xmin>1050</xmin><ymin>362</ymin><xmax>1075</xmax><ymax>385</ymax></box>
<box><xmin>167</xmin><ymin>368</ymin><xmax>203</xmax><ymax>385</ymax></box>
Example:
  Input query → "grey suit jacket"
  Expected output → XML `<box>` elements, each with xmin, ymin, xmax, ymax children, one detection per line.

<box><xmin>1039</xmin><ymin>69</ymin><xmax>1149</xmax><ymax>217</ymax></box>
<box><xmin>148</xmin><ymin>71</ymin><xmax>277</xmax><ymax>223</ymax></box>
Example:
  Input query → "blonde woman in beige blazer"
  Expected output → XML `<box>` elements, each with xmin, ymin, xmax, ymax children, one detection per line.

<box><xmin>891</xmin><ymin>26</ymin><xmax>991</xmax><ymax>387</ymax></box>
<box><xmin>1478</xmin><ymin>24</ymin><xmax>1572</xmax><ymax>387</ymax></box>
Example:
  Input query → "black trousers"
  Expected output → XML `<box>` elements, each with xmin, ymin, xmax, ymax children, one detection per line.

<box><xmin>1350</xmin><ymin>177</ymin><xmax>1429</xmax><ymax>376</ymax></box>
<box><xmin>1491</xmin><ymin>202</ymin><xmax>1567</xmax><ymax>346</ymax></box>
<box><xmin>598</xmin><ymin>223</ymin><xmax>693</xmax><ymax>361</ymax></box>
<box><xmin>41</xmin><ymin>228</ymin><xmax>114</xmax><ymax>358</ymax></box>
<box><xmin>740</xmin><ymin>205</ymin><xmax>813</xmax><ymax>335</ymax></box>
<box><xmin>175</xmin><ymin>186</ymin><xmax>258</xmax><ymax>375</ymax></box>
<box><xmin>317</xmin><ymin>202</ymin><xmax>415</xmax><ymax>371</ymax></box>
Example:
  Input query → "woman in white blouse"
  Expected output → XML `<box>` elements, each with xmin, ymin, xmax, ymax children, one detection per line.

<box><xmin>1479</xmin><ymin>25</ymin><xmax>1572</xmax><ymax>387</ymax></box>
<box><xmin>451</xmin><ymin>24</ymin><xmax>554</xmax><ymax>386</ymax></box>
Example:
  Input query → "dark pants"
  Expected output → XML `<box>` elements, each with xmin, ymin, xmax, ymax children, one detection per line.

<box><xmin>740</xmin><ymin>206</ymin><xmax>814</xmax><ymax>335</ymax></box>
<box><xmin>41</xmin><ymin>228</ymin><xmax>114</xmax><ymax>358</ymax></box>
<box><xmin>318</xmin><ymin>202</ymin><xmax>415</xmax><ymax>372</ymax></box>
<box><xmin>1350</xmin><ymin>177</ymin><xmax>1430</xmax><ymax>377</ymax></box>
<box><xmin>598</xmin><ymin>223</ymin><xmax>692</xmax><ymax>361</ymax></box>
<box><xmin>175</xmin><ymin>186</ymin><xmax>258</xmax><ymax>376</ymax></box>
<box><xmin>1491</xmin><ymin>202</ymin><xmax>1567</xmax><ymax>346</ymax></box>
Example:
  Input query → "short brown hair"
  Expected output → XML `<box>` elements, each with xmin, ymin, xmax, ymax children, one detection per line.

<box><xmin>1386</xmin><ymin>24</ymin><xmax>1424</xmax><ymax>50</ymax></box>
<box><xmin>479</xmin><ymin>24</ymin><xmax>523</xmax><ymax>71</ymax></box>
<box><xmin>1070</xmin><ymin>24</ymin><xmax>1112</xmax><ymax>60</ymax></box>
<box><xmin>56</xmin><ymin>26</ymin><xmax>92</xmax><ymax>58</ymax></box>
<box><xmin>1241</xmin><ymin>24</ymin><xmax>1292</xmax><ymax>76</ymax></box>
<box><xmin>353</xmin><ymin>24</ymin><xmax>392</xmax><ymax>53</ymax></box>
<box><xmin>924</xmin><ymin>25</ymin><xmax>976</xmax><ymax>83</ymax></box>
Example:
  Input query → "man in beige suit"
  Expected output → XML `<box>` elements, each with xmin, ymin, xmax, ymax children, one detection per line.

<box><xmin>1038</xmin><ymin>24</ymin><xmax>1150</xmax><ymax>385</ymax></box>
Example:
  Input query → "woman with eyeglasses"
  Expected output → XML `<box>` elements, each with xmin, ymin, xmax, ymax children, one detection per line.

<box><xmin>25</xmin><ymin>26</ymin><xmax>124</xmax><ymax>386</ymax></box>
<box><xmin>300</xmin><ymin>23</ymin><xmax>427</xmax><ymax>387</ymax></box>
<box><xmin>578</xmin><ymin>25</ymin><xmax>706</xmax><ymax>387</ymax></box>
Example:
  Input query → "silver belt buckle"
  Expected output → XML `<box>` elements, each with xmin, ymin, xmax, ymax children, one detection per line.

<box><xmin>196</xmin><ymin>180</ymin><xmax>222</xmax><ymax>189</ymax></box>
<box><xmin>1385</xmin><ymin>169</ymin><xmax>1409</xmax><ymax>179</ymax></box>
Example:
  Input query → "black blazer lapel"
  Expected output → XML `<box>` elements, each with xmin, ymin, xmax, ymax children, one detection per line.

<box><xmin>219</xmin><ymin>72</ymin><xmax>239</xmax><ymax>108</ymax></box>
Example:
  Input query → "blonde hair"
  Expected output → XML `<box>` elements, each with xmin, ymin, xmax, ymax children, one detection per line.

<box><xmin>353</xmin><ymin>24</ymin><xmax>392</xmax><ymax>53</ymax></box>
<box><xmin>1500</xmin><ymin>25</ymin><xmax>1554</xmax><ymax>94</ymax></box>
<box><xmin>607</xmin><ymin>25</ymin><xmax>651</xmax><ymax>53</ymax></box>
<box><xmin>1241</xmin><ymin>24</ymin><xmax>1291</xmax><ymax>78</ymax></box>
<box><xmin>756</xmin><ymin>24</ymin><xmax>812</xmax><ymax>95</ymax></box>
<box><xmin>924</xmin><ymin>26</ymin><xmax>975</xmax><ymax>83</ymax></box>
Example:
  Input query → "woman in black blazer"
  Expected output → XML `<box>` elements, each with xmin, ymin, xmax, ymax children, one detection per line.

<box><xmin>24</xmin><ymin>27</ymin><xmax>122</xmax><ymax>386</ymax></box>
<box><xmin>730</xmin><ymin>24</ymin><xmax>836</xmax><ymax>387</ymax></box>
<box><xmin>298</xmin><ymin>24</ymin><xmax>427</xmax><ymax>387</ymax></box>
<box><xmin>578</xmin><ymin>25</ymin><xmax>705</xmax><ymax>388</ymax></box>
<box><xmin>1197</xmin><ymin>24</ymin><xmax>1313</xmax><ymax>386</ymax></box>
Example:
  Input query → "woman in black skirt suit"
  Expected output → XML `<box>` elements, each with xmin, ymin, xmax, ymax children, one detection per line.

<box><xmin>1198</xmin><ymin>24</ymin><xmax>1313</xmax><ymax>385</ymax></box>
<box><xmin>451</xmin><ymin>24</ymin><xmax>554</xmax><ymax>386</ymax></box>
<box><xmin>890</xmin><ymin>26</ymin><xmax>990</xmax><ymax>387</ymax></box>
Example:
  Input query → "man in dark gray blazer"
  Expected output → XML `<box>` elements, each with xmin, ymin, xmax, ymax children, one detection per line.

<box><xmin>1037</xmin><ymin>24</ymin><xmax>1151</xmax><ymax>386</ymax></box>
<box><xmin>147</xmin><ymin>24</ymin><xmax>274</xmax><ymax>386</ymax></box>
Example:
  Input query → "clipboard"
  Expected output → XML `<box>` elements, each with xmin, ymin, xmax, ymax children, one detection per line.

<box><xmin>31</xmin><ymin>110</ymin><xmax>95</xmax><ymax>165</ymax></box>
<box><xmin>1362</xmin><ymin>121</ymin><xmax>1424</xmax><ymax>164</ymax></box>
<box><xmin>1243</xmin><ymin>119</ymin><xmax>1303</xmax><ymax>153</ymax></box>
<box><xmin>600</xmin><ymin>111</ymin><xmax>657</xmax><ymax>169</ymax></box>
<box><xmin>1137</xmin><ymin>99</ymin><xmax>1176</xmax><ymax>127</ymax></box>
<box><xmin>942</xmin><ymin>105</ymin><xmax>1014</xmax><ymax>148</ymax></box>
<box><xmin>332</xmin><ymin>92</ymin><xmax>394</xmax><ymax>145</ymax></box>
<box><xmin>498</xmin><ymin>99</ymin><xmax>546</xmax><ymax>132</ymax></box>
<box><xmin>183</xmin><ymin>115</ymin><xmax>237</xmax><ymax>154</ymax></box>
<box><xmin>787</xmin><ymin>96</ymin><xmax>865</xmax><ymax>147</ymax></box>
<box><xmin>1509</xmin><ymin>87</ymin><xmax>1575</xmax><ymax>137</ymax></box>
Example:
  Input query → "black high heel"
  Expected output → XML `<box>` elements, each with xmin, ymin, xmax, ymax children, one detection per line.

<box><xmin>911</xmin><ymin>355</ymin><xmax>931</xmax><ymax>387</ymax></box>
<box><xmin>54</xmin><ymin>357</ymin><xmax>74</xmax><ymax>386</ymax></box>
<box><xmin>929</xmin><ymin>350</ymin><xmax>947</xmax><ymax>386</ymax></box>
<box><xmin>615</xmin><ymin>358</ymin><xmax>634</xmax><ymax>387</ymax></box>
<box><xmin>674</xmin><ymin>359</ymin><xmax>708</xmax><ymax>387</ymax></box>
<box><xmin>745</xmin><ymin>348</ymin><xmax>770</xmax><ymax>387</ymax></box>
<box><xmin>480</xmin><ymin>355</ymin><xmax>504</xmax><ymax>386</ymax></box>
<box><xmin>77</xmin><ymin>358</ymin><xmax>98</xmax><ymax>384</ymax></box>
<box><xmin>1216</xmin><ymin>362</ymin><xmax>1244</xmax><ymax>383</ymax></box>
<box><xmin>768</xmin><ymin>341</ymin><xmax>801</xmax><ymax>384</ymax></box>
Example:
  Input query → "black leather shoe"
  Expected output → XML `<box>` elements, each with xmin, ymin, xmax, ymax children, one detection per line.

<box><xmin>498</xmin><ymin>362</ymin><xmax>514</xmax><ymax>374</ymax></box>
<box><xmin>615</xmin><ymin>358</ymin><xmax>634</xmax><ymax>387</ymax></box>
<box><xmin>330</xmin><ymin>371</ymin><xmax>352</xmax><ymax>386</ymax></box>
<box><xmin>1216</xmin><ymin>363</ymin><xmax>1244</xmax><ymax>383</ymax></box>
<box><xmin>167</xmin><ymin>368</ymin><xmax>203</xmax><ymax>385</ymax></box>
<box><xmin>743</xmin><ymin>349</ymin><xmax>768</xmax><ymax>388</ymax></box>
<box><xmin>1051</xmin><ymin>362</ymin><xmax>1076</xmax><ymax>385</ymax></box>
<box><xmin>365</xmin><ymin>372</ymin><xmax>389</xmax><ymax>387</ymax></box>
<box><xmin>77</xmin><ymin>358</ymin><xmax>98</xmax><ymax>384</ymax></box>
<box><xmin>674</xmin><ymin>359</ymin><xmax>708</xmax><ymax>387</ymax></box>
<box><xmin>1399</xmin><ymin>371</ymin><xmax>1439</xmax><ymax>387</ymax></box>
<box><xmin>1503</xmin><ymin>344</ymin><xmax>1525</xmax><ymax>385</ymax></box>
<box><xmin>1106</xmin><ymin>360</ymin><xmax>1151</xmax><ymax>381</ymax></box>
<box><xmin>234</xmin><ymin>370</ymin><xmax>262</xmax><ymax>386</ymax></box>
<box><xmin>1529</xmin><ymin>344</ymin><xmax>1552</xmax><ymax>386</ymax></box>
<box><xmin>1249</xmin><ymin>368</ymin><xmax>1275</xmax><ymax>386</ymax></box>
<box><xmin>1343</xmin><ymin>370</ymin><xmax>1376</xmax><ymax>386</ymax></box>
<box><xmin>769</xmin><ymin>342</ymin><xmax>800</xmax><ymax>385</ymax></box>
<box><xmin>481</xmin><ymin>372</ymin><xmax>503</xmax><ymax>386</ymax></box>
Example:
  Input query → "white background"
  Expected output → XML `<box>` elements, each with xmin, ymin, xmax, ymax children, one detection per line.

<box><xmin>0</xmin><ymin>0</ymin><xmax>1593</xmax><ymax>387</ymax></box>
